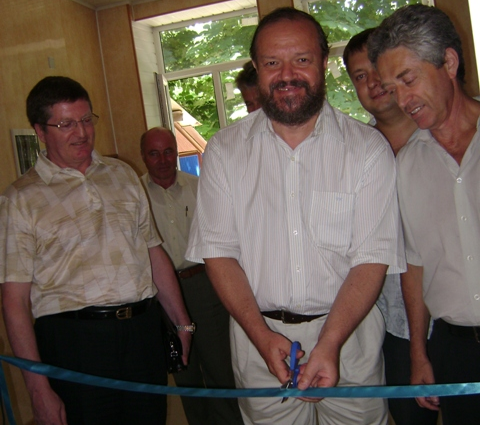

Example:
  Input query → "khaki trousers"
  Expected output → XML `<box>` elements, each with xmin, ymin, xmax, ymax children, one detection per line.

<box><xmin>231</xmin><ymin>306</ymin><xmax>387</xmax><ymax>425</ymax></box>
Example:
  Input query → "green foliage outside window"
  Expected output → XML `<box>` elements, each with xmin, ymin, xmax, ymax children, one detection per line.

<box><xmin>161</xmin><ymin>14</ymin><xmax>257</xmax><ymax>72</ymax></box>
<box><xmin>161</xmin><ymin>1</ymin><xmax>421</xmax><ymax>140</ymax></box>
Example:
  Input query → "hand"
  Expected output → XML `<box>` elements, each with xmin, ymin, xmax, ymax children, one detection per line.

<box><xmin>256</xmin><ymin>332</ymin><xmax>304</xmax><ymax>386</ymax></box>
<box><xmin>295</xmin><ymin>340</ymin><xmax>340</xmax><ymax>402</ymax></box>
<box><xmin>177</xmin><ymin>330</ymin><xmax>192</xmax><ymax>366</ymax></box>
<box><xmin>30</xmin><ymin>386</ymin><xmax>67</xmax><ymax>425</ymax></box>
<box><xmin>411</xmin><ymin>357</ymin><xmax>440</xmax><ymax>410</ymax></box>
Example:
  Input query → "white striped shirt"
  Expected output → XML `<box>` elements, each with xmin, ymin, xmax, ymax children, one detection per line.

<box><xmin>186</xmin><ymin>103</ymin><xmax>406</xmax><ymax>314</ymax></box>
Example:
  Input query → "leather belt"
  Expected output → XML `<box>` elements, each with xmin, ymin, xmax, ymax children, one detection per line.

<box><xmin>261</xmin><ymin>310</ymin><xmax>326</xmax><ymax>324</ymax></box>
<box><xmin>177</xmin><ymin>264</ymin><xmax>205</xmax><ymax>279</ymax></box>
<box><xmin>440</xmin><ymin>319</ymin><xmax>480</xmax><ymax>343</ymax></box>
<box><xmin>55</xmin><ymin>298</ymin><xmax>154</xmax><ymax>320</ymax></box>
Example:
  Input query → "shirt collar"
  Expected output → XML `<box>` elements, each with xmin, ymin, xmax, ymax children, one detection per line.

<box><xmin>35</xmin><ymin>149</ymin><xmax>106</xmax><ymax>185</ymax></box>
<box><xmin>145</xmin><ymin>170</ymin><xmax>186</xmax><ymax>191</ymax></box>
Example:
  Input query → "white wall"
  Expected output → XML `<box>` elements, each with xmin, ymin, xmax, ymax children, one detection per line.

<box><xmin>132</xmin><ymin>21</ymin><xmax>162</xmax><ymax>130</ymax></box>
<box><xmin>469</xmin><ymin>0</ymin><xmax>480</xmax><ymax>86</ymax></box>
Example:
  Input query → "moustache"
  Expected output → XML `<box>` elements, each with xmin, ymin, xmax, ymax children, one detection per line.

<box><xmin>270</xmin><ymin>80</ymin><xmax>310</xmax><ymax>91</ymax></box>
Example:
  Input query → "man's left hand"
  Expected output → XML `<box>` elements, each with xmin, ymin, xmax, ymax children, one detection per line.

<box><xmin>295</xmin><ymin>340</ymin><xmax>340</xmax><ymax>402</ymax></box>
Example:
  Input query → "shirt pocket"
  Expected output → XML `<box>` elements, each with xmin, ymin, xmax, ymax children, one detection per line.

<box><xmin>309</xmin><ymin>191</ymin><xmax>355</xmax><ymax>255</ymax></box>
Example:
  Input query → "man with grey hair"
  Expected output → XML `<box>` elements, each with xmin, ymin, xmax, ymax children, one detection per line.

<box><xmin>368</xmin><ymin>5</ymin><xmax>480</xmax><ymax>424</ymax></box>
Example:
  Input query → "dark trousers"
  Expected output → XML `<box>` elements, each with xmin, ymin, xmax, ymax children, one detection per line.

<box><xmin>35</xmin><ymin>300</ymin><xmax>167</xmax><ymax>425</ymax></box>
<box><xmin>429</xmin><ymin>318</ymin><xmax>480</xmax><ymax>425</ymax></box>
<box><xmin>383</xmin><ymin>332</ymin><xmax>438</xmax><ymax>425</ymax></box>
<box><xmin>174</xmin><ymin>270</ymin><xmax>244</xmax><ymax>425</ymax></box>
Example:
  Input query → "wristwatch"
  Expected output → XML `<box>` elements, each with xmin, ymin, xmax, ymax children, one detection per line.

<box><xmin>176</xmin><ymin>323</ymin><xmax>196</xmax><ymax>334</ymax></box>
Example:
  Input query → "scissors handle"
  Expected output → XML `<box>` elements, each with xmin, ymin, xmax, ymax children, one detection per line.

<box><xmin>289</xmin><ymin>341</ymin><xmax>301</xmax><ymax>387</ymax></box>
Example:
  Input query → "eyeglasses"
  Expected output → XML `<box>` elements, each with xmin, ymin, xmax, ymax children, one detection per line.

<box><xmin>44</xmin><ymin>114</ymin><xmax>99</xmax><ymax>132</ymax></box>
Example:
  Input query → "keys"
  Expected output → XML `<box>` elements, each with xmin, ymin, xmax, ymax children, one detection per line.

<box><xmin>280</xmin><ymin>341</ymin><xmax>301</xmax><ymax>403</ymax></box>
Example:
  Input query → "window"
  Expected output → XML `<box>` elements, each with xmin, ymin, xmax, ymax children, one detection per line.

<box><xmin>155</xmin><ymin>9</ymin><xmax>258</xmax><ymax>140</ymax></box>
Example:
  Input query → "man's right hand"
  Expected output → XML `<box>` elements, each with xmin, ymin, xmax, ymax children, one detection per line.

<box><xmin>256</xmin><ymin>331</ymin><xmax>303</xmax><ymax>386</ymax></box>
<box><xmin>411</xmin><ymin>357</ymin><xmax>440</xmax><ymax>411</ymax></box>
<box><xmin>30</xmin><ymin>386</ymin><xmax>67</xmax><ymax>425</ymax></box>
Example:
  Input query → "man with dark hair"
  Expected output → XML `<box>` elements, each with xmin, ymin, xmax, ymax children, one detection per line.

<box><xmin>0</xmin><ymin>76</ymin><xmax>192</xmax><ymax>425</ymax></box>
<box><xmin>140</xmin><ymin>126</ymin><xmax>244</xmax><ymax>425</ymax></box>
<box><xmin>344</xmin><ymin>28</ymin><xmax>438</xmax><ymax>425</ymax></box>
<box><xmin>187</xmin><ymin>7</ymin><xmax>405</xmax><ymax>425</ymax></box>
<box><xmin>368</xmin><ymin>5</ymin><xmax>480</xmax><ymax>424</ymax></box>
<box><xmin>235</xmin><ymin>61</ymin><xmax>261</xmax><ymax>113</ymax></box>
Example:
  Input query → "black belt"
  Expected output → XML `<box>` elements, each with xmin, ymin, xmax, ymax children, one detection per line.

<box><xmin>55</xmin><ymin>298</ymin><xmax>154</xmax><ymax>320</ymax></box>
<box><xmin>177</xmin><ymin>264</ymin><xmax>205</xmax><ymax>279</ymax></box>
<box><xmin>440</xmin><ymin>319</ymin><xmax>480</xmax><ymax>343</ymax></box>
<box><xmin>261</xmin><ymin>310</ymin><xmax>326</xmax><ymax>324</ymax></box>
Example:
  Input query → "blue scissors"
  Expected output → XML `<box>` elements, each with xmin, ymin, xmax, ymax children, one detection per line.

<box><xmin>281</xmin><ymin>341</ymin><xmax>301</xmax><ymax>403</ymax></box>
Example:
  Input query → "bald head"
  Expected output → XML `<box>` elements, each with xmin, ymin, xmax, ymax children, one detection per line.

<box><xmin>140</xmin><ymin>127</ymin><xmax>178</xmax><ymax>189</ymax></box>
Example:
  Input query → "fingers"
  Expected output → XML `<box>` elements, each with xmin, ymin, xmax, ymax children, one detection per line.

<box><xmin>416</xmin><ymin>396</ymin><xmax>440</xmax><ymax>411</ymax></box>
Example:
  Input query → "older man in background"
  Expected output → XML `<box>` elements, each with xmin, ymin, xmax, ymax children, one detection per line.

<box><xmin>140</xmin><ymin>126</ymin><xmax>243</xmax><ymax>425</ymax></box>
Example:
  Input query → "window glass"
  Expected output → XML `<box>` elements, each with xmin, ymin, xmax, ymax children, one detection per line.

<box><xmin>221</xmin><ymin>68</ymin><xmax>250</xmax><ymax>126</ymax></box>
<box><xmin>168</xmin><ymin>74</ymin><xmax>220</xmax><ymax>140</ymax></box>
<box><xmin>308</xmin><ymin>0</ymin><xmax>421</xmax><ymax>43</ymax></box>
<box><xmin>160</xmin><ymin>13</ymin><xmax>257</xmax><ymax>73</ymax></box>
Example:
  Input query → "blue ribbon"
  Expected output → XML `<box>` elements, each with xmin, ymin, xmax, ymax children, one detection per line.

<box><xmin>2</xmin><ymin>354</ymin><xmax>480</xmax><ymax>425</ymax></box>
<box><xmin>0</xmin><ymin>359</ymin><xmax>16</xmax><ymax>425</ymax></box>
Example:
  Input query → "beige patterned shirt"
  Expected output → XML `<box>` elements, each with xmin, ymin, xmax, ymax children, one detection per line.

<box><xmin>1</xmin><ymin>150</ymin><xmax>162</xmax><ymax>318</ymax></box>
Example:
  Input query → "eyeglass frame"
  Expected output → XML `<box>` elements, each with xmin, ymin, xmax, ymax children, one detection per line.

<box><xmin>42</xmin><ymin>113</ymin><xmax>99</xmax><ymax>131</ymax></box>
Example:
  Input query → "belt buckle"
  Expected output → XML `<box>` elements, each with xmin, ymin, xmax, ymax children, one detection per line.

<box><xmin>116</xmin><ymin>306</ymin><xmax>132</xmax><ymax>320</ymax></box>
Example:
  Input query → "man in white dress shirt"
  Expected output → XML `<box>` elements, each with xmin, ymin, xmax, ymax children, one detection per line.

<box><xmin>187</xmin><ymin>7</ymin><xmax>405</xmax><ymax>425</ymax></box>
<box><xmin>368</xmin><ymin>4</ymin><xmax>480</xmax><ymax>424</ymax></box>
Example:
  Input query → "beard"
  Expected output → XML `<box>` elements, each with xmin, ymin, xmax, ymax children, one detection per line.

<box><xmin>259</xmin><ymin>79</ymin><xmax>326</xmax><ymax>126</ymax></box>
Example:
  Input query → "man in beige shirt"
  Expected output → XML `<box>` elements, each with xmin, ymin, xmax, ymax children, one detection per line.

<box><xmin>140</xmin><ymin>127</ymin><xmax>243</xmax><ymax>425</ymax></box>
<box><xmin>0</xmin><ymin>77</ymin><xmax>192</xmax><ymax>425</ymax></box>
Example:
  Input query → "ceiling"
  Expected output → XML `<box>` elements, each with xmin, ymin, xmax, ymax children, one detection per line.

<box><xmin>72</xmin><ymin>0</ymin><xmax>257</xmax><ymax>27</ymax></box>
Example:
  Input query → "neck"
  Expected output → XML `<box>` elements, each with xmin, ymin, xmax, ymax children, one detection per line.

<box><xmin>430</xmin><ymin>90</ymin><xmax>480</xmax><ymax>165</ymax></box>
<box><xmin>271</xmin><ymin>113</ymin><xmax>319</xmax><ymax>150</ymax></box>
<box><xmin>374</xmin><ymin>113</ymin><xmax>417</xmax><ymax>156</ymax></box>
<box><xmin>151</xmin><ymin>172</ymin><xmax>176</xmax><ymax>189</ymax></box>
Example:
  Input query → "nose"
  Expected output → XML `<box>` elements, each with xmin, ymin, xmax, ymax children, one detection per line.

<box><xmin>280</xmin><ymin>62</ymin><xmax>294</xmax><ymax>81</ymax></box>
<box><xmin>395</xmin><ymin>85</ymin><xmax>410</xmax><ymax>109</ymax></box>
<box><xmin>367</xmin><ymin>71</ymin><xmax>381</xmax><ymax>89</ymax></box>
<box><xmin>74</xmin><ymin>120</ymin><xmax>88</xmax><ymax>136</ymax></box>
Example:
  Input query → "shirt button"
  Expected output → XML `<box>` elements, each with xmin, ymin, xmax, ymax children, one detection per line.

<box><xmin>170</xmin><ymin>220</ymin><xmax>174</xmax><ymax>224</ymax></box>
<box><xmin>291</xmin><ymin>192</ymin><xmax>295</xmax><ymax>198</ymax></box>
<box><xmin>474</xmin><ymin>294</ymin><xmax>480</xmax><ymax>301</ymax></box>
<box><xmin>461</xmin><ymin>216</ymin><xmax>467</xmax><ymax>221</ymax></box>
<box><xmin>457</xmin><ymin>177</ymin><xmax>462</xmax><ymax>183</ymax></box>
<box><xmin>467</xmin><ymin>255</ymin><xmax>474</xmax><ymax>261</ymax></box>
<box><xmin>296</xmin><ymin>266</ymin><xmax>300</xmax><ymax>272</ymax></box>
<box><xmin>293</xmin><ymin>230</ymin><xmax>298</xmax><ymax>235</ymax></box>
<box><xmin>291</xmin><ymin>156</ymin><xmax>295</xmax><ymax>162</ymax></box>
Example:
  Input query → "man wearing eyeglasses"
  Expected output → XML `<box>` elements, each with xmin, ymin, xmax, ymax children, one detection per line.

<box><xmin>0</xmin><ymin>76</ymin><xmax>192</xmax><ymax>425</ymax></box>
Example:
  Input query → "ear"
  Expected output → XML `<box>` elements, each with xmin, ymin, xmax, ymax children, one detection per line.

<box><xmin>33</xmin><ymin>124</ymin><xmax>47</xmax><ymax>144</ymax></box>
<box><xmin>444</xmin><ymin>47</ymin><xmax>459</xmax><ymax>80</ymax></box>
<box><xmin>252</xmin><ymin>60</ymin><xmax>258</xmax><ymax>71</ymax></box>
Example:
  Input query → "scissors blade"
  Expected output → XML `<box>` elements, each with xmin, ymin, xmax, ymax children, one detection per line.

<box><xmin>281</xmin><ymin>379</ymin><xmax>293</xmax><ymax>403</ymax></box>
